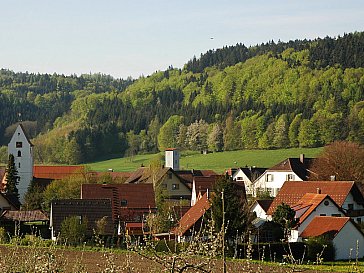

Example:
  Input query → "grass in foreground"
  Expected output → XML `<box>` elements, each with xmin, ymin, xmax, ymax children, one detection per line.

<box><xmin>88</xmin><ymin>147</ymin><xmax>323</xmax><ymax>173</ymax></box>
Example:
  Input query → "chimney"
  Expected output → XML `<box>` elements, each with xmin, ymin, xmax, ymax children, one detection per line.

<box><xmin>330</xmin><ymin>175</ymin><xmax>336</xmax><ymax>181</ymax></box>
<box><xmin>317</xmin><ymin>188</ymin><xmax>321</xmax><ymax>194</ymax></box>
<box><xmin>300</xmin><ymin>154</ymin><xmax>305</xmax><ymax>164</ymax></box>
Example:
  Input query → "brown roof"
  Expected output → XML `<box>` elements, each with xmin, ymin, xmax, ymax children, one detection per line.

<box><xmin>239</xmin><ymin>167</ymin><xmax>267</xmax><ymax>182</ymax></box>
<box><xmin>81</xmin><ymin>183</ymin><xmax>156</xmax><ymax>221</ymax></box>
<box><xmin>0</xmin><ymin>210</ymin><xmax>49</xmax><ymax>222</ymax></box>
<box><xmin>193</xmin><ymin>175</ymin><xmax>223</xmax><ymax>195</ymax></box>
<box><xmin>33</xmin><ymin>165</ymin><xmax>84</xmax><ymax>180</ymax></box>
<box><xmin>19</xmin><ymin>123</ymin><xmax>34</xmax><ymax>147</ymax></box>
<box><xmin>300</xmin><ymin>216</ymin><xmax>351</xmax><ymax>239</ymax></box>
<box><xmin>268</xmin><ymin>157</ymin><xmax>314</xmax><ymax>180</ymax></box>
<box><xmin>267</xmin><ymin>181</ymin><xmax>363</xmax><ymax>215</ymax></box>
<box><xmin>51</xmin><ymin>199</ymin><xmax>114</xmax><ymax>236</ymax></box>
<box><xmin>173</xmin><ymin>192</ymin><xmax>212</xmax><ymax>236</ymax></box>
<box><xmin>0</xmin><ymin>192</ymin><xmax>21</xmax><ymax>210</ymax></box>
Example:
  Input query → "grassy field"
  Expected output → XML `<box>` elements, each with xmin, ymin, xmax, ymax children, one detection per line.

<box><xmin>88</xmin><ymin>147</ymin><xmax>323</xmax><ymax>173</ymax></box>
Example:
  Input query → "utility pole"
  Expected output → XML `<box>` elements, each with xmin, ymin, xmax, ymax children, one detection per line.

<box><xmin>222</xmin><ymin>190</ymin><xmax>226</xmax><ymax>273</ymax></box>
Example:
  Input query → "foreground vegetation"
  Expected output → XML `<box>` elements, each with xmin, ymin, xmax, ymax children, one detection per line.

<box><xmin>88</xmin><ymin>147</ymin><xmax>323</xmax><ymax>173</ymax></box>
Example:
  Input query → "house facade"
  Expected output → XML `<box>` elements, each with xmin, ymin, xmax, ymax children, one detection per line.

<box><xmin>253</xmin><ymin>155</ymin><xmax>313</xmax><ymax>197</ymax></box>
<box><xmin>232</xmin><ymin>167</ymin><xmax>266</xmax><ymax>196</ymax></box>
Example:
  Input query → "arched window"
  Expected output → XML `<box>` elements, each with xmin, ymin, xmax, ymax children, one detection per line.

<box><xmin>18</xmin><ymin>151</ymin><xmax>22</xmax><ymax>157</ymax></box>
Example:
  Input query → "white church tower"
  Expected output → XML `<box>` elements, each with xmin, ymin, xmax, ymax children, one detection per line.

<box><xmin>165</xmin><ymin>148</ymin><xmax>179</xmax><ymax>170</ymax></box>
<box><xmin>8</xmin><ymin>124</ymin><xmax>34</xmax><ymax>202</ymax></box>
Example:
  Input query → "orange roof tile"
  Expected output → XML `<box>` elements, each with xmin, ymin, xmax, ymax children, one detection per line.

<box><xmin>291</xmin><ymin>193</ymin><xmax>331</xmax><ymax>224</ymax></box>
<box><xmin>173</xmin><ymin>192</ymin><xmax>212</xmax><ymax>236</ymax></box>
<box><xmin>300</xmin><ymin>216</ymin><xmax>350</xmax><ymax>238</ymax></box>
<box><xmin>267</xmin><ymin>181</ymin><xmax>361</xmax><ymax>215</ymax></box>
<box><xmin>33</xmin><ymin>165</ymin><xmax>84</xmax><ymax>180</ymax></box>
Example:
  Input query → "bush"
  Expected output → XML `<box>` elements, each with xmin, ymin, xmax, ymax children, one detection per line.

<box><xmin>0</xmin><ymin>227</ymin><xmax>9</xmax><ymax>244</ymax></box>
<box><xmin>306</xmin><ymin>236</ymin><xmax>335</xmax><ymax>262</ymax></box>
<box><xmin>59</xmin><ymin>215</ymin><xmax>88</xmax><ymax>246</ymax></box>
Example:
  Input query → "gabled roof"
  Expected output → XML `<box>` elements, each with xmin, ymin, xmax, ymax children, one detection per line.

<box><xmin>33</xmin><ymin>165</ymin><xmax>84</xmax><ymax>180</ymax></box>
<box><xmin>268</xmin><ymin>157</ymin><xmax>314</xmax><ymax>180</ymax></box>
<box><xmin>0</xmin><ymin>192</ymin><xmax>21</xmax><ymax>210</ymax></box>
<box><xmin>173</xmin><ymin>192</ymin><xmax>212</xmax><ymax>236</ymax></box>
<box><xmin>0</xmin><ymin>210</ymin><xmax>48</xmax><ymax>222</ymax></box>
<box><xmin>238</xmin><ymin>167</ymin><xmax>267</xmax><ymax>182</ymax></box>
<box><xmin>300</xmin><ymin>216</ymin><xmax>352</xmax><ymax>239</ymax></box>
<box><xmin>291</xmin><ymin>193</ymin><xmax>339</xmax><ymax>224</ymax></box>
<box><xmin>193</xmin><ymin>175</ymin><xmax>223</xmax><ymax>195</ymax></box>
<box><xmin>254</xmin><ymin>199</ymin><xmax>273</xmax><ymax>213</ymax></box>
<box><xmin>267</xmin><ymin>181</ymin><xmax>362</xmax><ymax>215</ymax></box>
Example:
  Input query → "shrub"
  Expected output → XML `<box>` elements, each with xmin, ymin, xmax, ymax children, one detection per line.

<box><xmin>306</xmin><ymin>236</ymin><xmax>335</xmax><ymax>262</ymax></box>
<box><xmin>59</xmin><ymin>215</ymin><xmax>88</xmax><ymax>246</ymax></box>
<box><xmin>0</xmin><ymin>227</ymin><xmax>9</xmax><ymax>244</ymax></box>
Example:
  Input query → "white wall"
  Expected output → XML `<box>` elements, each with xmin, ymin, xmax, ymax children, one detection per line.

<box><xmin>333</xmin><ymin>222</ymin><xmax>364</xmax><ymax>260</ymax></box>
<box><xmin>251</xmin><ymin>202</ymin><xmax>268</xmax><ymax>219</ymax></box>
<box><xmin>8</xmin><ymin>125</ymin><xmax>33</xmax><ymax>203</ymax></box>
<box><xmin>297</xmin><ymin>198</ymin><xmax>344</xmax><ymax>234</ymax></box>
<box><xmin>254</xmin><ymin>171</ymin><xmax>302</xmax><ymax>197</ymax></box>
<box><xmin>233</xmin><ymin>169</ymin><xmax>253</xmax><ymax>195</ymax></box>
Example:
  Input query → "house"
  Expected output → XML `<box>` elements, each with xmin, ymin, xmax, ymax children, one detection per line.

<box><xmin>125</xmin><ymin>167</ymin><xmax>191</xmax><ymax>201</ymax></box>
<box><xmin>267</xmin><ymin>181</ymin><xmax>364</xmax><ymax>224</ymax></box>
<box><xmin>172</xmin><ymin>192</ymin><xmax>212</xmax><ymax>242</ymax></box>
<box><xmin>191</xmin><ymin>175</ymin><xmax>223</xmax><ymax>206</ymax></box>
<box><xmin>288</xmin><ymin>193</ymin><xmax>345</xmax><ymax>242</ymax></box>
<box><xmin>300</xmin><ymin>216</ymin><xmax>364</xmax><ymax>260</ymax></box>
<box><xmin>231</xmin><ymin>167</ymin><xmax>267</xmax><ymax>196</ymax></box>
<box><xmin>250</xmin><ymin>199</ymin><xmax>273</xmax><ymax>220</ymax></box>
<box><xmin>6</xmin><ymin>124</ymin><xmax>34</xmax><ymax>202</ymax></box>
<box><xmin>50</xmin><ymin>199</ymin><xmax>114</xmax><ymax>240</ymax></box>
<box><xmin>253</xmin><ymin>154</ymin><xmax>314</xmax><ymax>197</ymax></box>
<box><xmin>81</xmin><ymin>183</ymin><xmax>156</xmax><ymax>235</ymax></box>
<box><xmin>0</xmin><ymin>192</ymin><xmax>21</xmax><ymax>212</ymax></box>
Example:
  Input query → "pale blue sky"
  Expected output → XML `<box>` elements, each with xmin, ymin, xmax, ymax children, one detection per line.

<box><xmin>1</xmin><ymin>0</ymin><xmax>363</xmax><ymax>79</ymax></box>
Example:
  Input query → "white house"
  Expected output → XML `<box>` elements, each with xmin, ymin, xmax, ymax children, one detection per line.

<box><xmin>300</xmin><ymin>216</ymin><xmax>364</xmax><ymax>260</ymax></box>
<box><xmin>253</xmin><ymin>155</ymin><xmax>313</xmax><ymax>197</ymax></box>
<box><xmin>232</xmin><ymin>167</ymin><xmax>266</xmax><ymax>196</ymax></box>
<box><xmin>250</xmin><ymin>199</ymin><xmax>273</xmax><ymax>220</ymax></box>
<box><xmin>7</xmin><ymin>124</ymin><xmax>34</xmax><ymax>202</ymax></box>
<box><xmin>267</xmin><ymin>181</ymin><xmax>364</xmax><ymax>225</ymax></box>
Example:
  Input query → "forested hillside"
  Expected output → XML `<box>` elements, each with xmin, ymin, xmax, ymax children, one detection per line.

<box><xmin>0</xmin><ymin>32</ymin><xmax>363</xmax><ymax>164</ymax></box>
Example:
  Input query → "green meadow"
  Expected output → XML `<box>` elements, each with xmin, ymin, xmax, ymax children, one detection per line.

<box><xmin>87</xmin><ymin>147</ymin><xmax>323</xmax><ymax>173</ymax></box>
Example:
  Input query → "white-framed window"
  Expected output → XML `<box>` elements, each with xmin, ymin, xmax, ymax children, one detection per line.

<box><xmin>286</xmin><ymin>174</ymin><xmax>295</xmax><ymax>181</ymax></box>
<box><xmin>265</xmin><ymin>174</ymin><xmax>273</xmax><ymax>182</ymax></box>
<box><xmin>236</xmin><ymin>177</ymin><xmax>243</xmax><ymax>181</ymax></box>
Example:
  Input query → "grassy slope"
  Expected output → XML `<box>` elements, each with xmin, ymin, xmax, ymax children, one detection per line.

<box><xmin>87</xmin><ymin>147</ymin><xmax>323</xmax><ymax>173</ymax></box>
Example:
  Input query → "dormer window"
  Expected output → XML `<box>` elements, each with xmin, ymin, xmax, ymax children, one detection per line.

<box><xmin>16</xmin><ymin>142</ymin><xmax>22</xmax><ymax>148</ymax></box>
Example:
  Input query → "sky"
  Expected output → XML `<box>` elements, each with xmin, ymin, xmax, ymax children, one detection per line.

<box><xmin>1</xmin><ymin>0</ymin><xmax>363</xmax><ymax>79</ymax></box>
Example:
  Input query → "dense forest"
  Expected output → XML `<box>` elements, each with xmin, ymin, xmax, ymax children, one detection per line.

<box><xmin>0</xmin><ymin>32</ymin><xmax>363</xmax><ymax>164</ymax></box>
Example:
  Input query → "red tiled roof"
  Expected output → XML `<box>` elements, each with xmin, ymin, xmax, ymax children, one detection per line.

<box><xmin>33</xmin><ymin>165</ymin><xmax>84</xmax><ymax>180</ymax></box>
<box><xmin>291</xmin><ymin>193</ymin><xmax>331</xmax><ymax>224</ymax></box>
<box><xmin>300</xmin><ymin>216</ymin><xmax>350</xmax><ymax>238</ymax></box>
<box><xmin>267</xmin><ymin>181</ymin><xmax>359</xmax><ymax>215</ymax></box>
<box><xmin>0</xmin><ymin>210</ymin><xmax>49</xmax><ymax>222</ymax></box>
<box><xmin>173</xmin><ymin>192</ymin><xmax>212</xmax><ymax>236</ymax></box>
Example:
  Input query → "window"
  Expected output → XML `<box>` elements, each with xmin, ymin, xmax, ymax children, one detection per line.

<box><xmin>18</xmin><ymin>163</ymin><xmax>21</xmax><ymax>169</ymax></box>
<box><xmin>286</xmin><ymin>174</ymin><xmax>295</xmax><ymax>181</ymax></box>
<box><xmin>320</xmin><ymin>214</ymin><xmax>326</xmax><ymax>216</ymax></box>
<box><xmin>324</xmin><ymin>200</ymin><xmax>329</xmax><ymax>206</ymax></box>
<box><xmin>265</xmin><ymin>174</ymin><xmax>273</xmax><ymax>182</ymax></box>
<box><xmin>172</xmin><ymin>184</ymin><xmax>179</xmax><ymax>190</ymax></box>
<box><xmin>236</xmin><ymin>177</ymin><xmax>243</xmax><ymax>181</ymax></box>
<box><xmin>16</xmin><ymin>142</ymin><xmax>22</xmax><ymax>148</ymax></box>
<box><xmin>348</xmin><ymin>204</ymin><xmax>354</xmax><ymax>210</ymax></box>
<box><xmin>17</xmin><ymin>151</ymin><xmax>22</xmax><ymax>157</ymax></box>
<box><xmin>121</xmin><ymin>199</ymin><xmax>128</xmax><ymax>206</ymax></box>
<box><xmin>331</xmin><ymin>214</ymin><xmax>341</xmax><ymax>217</ymax></box>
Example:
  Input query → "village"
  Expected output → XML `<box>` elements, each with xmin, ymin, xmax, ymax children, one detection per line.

<box><xmin>1</xmin><ymin>124</ymin><xmax>364</xmax><ymax>263</ymax></box>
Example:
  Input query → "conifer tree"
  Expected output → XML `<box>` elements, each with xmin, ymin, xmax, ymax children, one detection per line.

<box><xmin>5</xmin><ymin>154</ymin><xmax>20</xmax><ymax>201</ymax></box>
